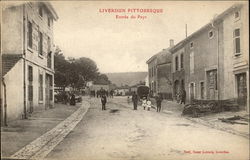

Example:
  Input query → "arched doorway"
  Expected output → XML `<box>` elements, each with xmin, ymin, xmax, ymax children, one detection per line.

<box><xmin>174</xmin><ymin>80</ymin><xmax>180</xmax><ymax>100</ymax></box>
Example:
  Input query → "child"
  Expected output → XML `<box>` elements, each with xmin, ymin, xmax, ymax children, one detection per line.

<box><xmin>142</xmin><ymin>97</ymin><xmax>147</xmax><ymax>110</ymax></box>
<box><xmin>146</xmin><ymin>98</ymin><xmax>152</xmax><ymax>111</ymax></box>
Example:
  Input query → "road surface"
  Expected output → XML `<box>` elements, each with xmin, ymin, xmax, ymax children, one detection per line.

<box><xmin>46</xmin><ymin>97</ymin><xmax>249</xmax><ymax>160</ymax></box>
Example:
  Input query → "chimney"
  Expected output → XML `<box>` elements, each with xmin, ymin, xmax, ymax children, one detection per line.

<box><xmin>170</xmin><ymin>39</ymin><xmax>174</xmax><ymax>47</ymax></box>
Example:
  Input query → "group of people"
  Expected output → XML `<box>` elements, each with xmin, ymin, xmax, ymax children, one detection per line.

<box><xmin>100</xmin><ymin>89</ymin><xmax>186</xmax><ymax>112</ymax></box>
<box><xmin>91</xmin><ymin>89</ymin><xmax>114</xmax><ymax>98</ymax></box>
<box><xmin>60</xmin><ymin>91</ymin><xmax>76</xmax><ymax>106</ymax></box>
<box><xmin>131</xmin><ymin>92</ymin><xmax>163</xmax><ymax>112</ymax></box>
<box><xmin>176</xmin><ymin>89</ymin><xmax>186</xmax><ymax>104</ymax></box>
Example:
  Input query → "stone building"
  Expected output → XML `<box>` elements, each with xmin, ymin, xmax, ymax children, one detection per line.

<box><xmin>1</xmin><ymin>2</ymin><xmax>58</xmax><ymax>123</ymax></box>
<box><xmin>170</xmin><ymin>3</ymin><xmax>249</xmax><ymax>111</ymax></box>
<box><xmin>146</xmin><ymin>40</ymin><xmax>174</xmax><ymax>99</ymax></box>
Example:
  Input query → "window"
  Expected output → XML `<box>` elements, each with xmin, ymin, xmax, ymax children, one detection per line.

<box><xmin>39</xmin><ymin>74</ymin><xmax>43</xmax><ymax>101</ymax></box>
<box><xmin>208</xmin><ymin>30</ymin><xmax>214</xmax><ymax>39</ymax></box>
<box><xmin>28</xmin><ymin>85</ymin><xmax>33</xmax><ymax>101</ymax></box>
<box><xmin>234</xmin><ymin>28</ymin><xmax>240</xmax><ymax>55</ymax></box>
<box><xmin>175</xmin><ymin>56</ymin><xmax>178</xmax><ymax>71</ymax></box>
<box><xmin>48</xmin><ymin>17</ymin><xmax>51</xmax><ymax>27</ymax></box>
<box><xmin>190</xmin><ymin>51</ymin><xmax>194</xmax><ymax>74</ymax></box>
<box><xmin>47</xmin><ymin>37</ymin><xmax>51</xmax><ymax>53</ymax></box>
<box><xmin>180</xmin><ymin>54</ymin><xmax>184</xmax><ymax>69</ymax></box>
<box><xmin>234</xmin><ymin>11</ymin><xmax>240</xmax><ymax>21</ymax></box>
<box><xmin>181</xmin><ymin>79</ymin><xmax>184</xmax><ymax>90</ymax></box>
<box><xmin>39</xmin><ymin>32</ymin><xmax>43</xmax><ymax>56</ymax></box>
<box><xmin>39</xmin><ymin>6</ymin><xmax>43</xmax><ymax>17</ymax></box>
<box><xmin>49</xmin><ymin>90</ymin><xmax>53</xmax><ymax>100</ymax></box>
<box><xmin>28</xmin><ymin>21</ymin><xmax>33</xmax><ymax>48</ymax></box>
<box><xmin>200</xmin><ymin>82</ymin><xmax>204</xmax><ymax>99</ymax></box>
<box><xmin>28</xmin><ymin>66</ymin><xmax>33</xmax><ymax>101</ymax></box>
<box><xmin>190</xmin><ymin>42</ymin><xmax>193</xmax><ymax>48</ymax></box>
<box><xmin>47</xmin><ymin>52</ymin><xmax>52</xmax><ymax>68</ymax></box>
<box><xmin>28</xmin><ymin>66</ymin><xmax>33</xmax><ymax>82</ymax></box>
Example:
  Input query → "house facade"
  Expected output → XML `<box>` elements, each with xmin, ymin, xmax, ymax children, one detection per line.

<box><xmin>147</xmin><ymin>53</ymin><xmax>157</xmax><ymax>96</ymax></box>
<box><xmin>221</xmin><ymin>3</ymin><xmax>249</xmax><ymax>110</ymax></box>
<box><xmin>1</xmin><ymin>2</ymin><xmax>58</xmax><ymax>123</ymax></box>
<box><xmin>170</xmin><ymin>3</ymin><xmax>249</xmax><ymax>111</ymax></box>
<box><xmin>147</xmin><ymin>39</ymin><xmax>174</xmax><ymax>98</ymax></box>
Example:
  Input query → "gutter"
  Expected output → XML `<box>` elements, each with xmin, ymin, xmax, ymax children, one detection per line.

<box><xmin>23</xmin><ymin>4</ymin><xmax>27</xmax><ymax>119</ymax></box>
<box><xmin>2</xmin><ymin>78</ymin><xmax>7</xmax><ymax>126</ymax></box>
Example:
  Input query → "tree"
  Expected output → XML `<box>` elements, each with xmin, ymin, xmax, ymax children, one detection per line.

<box><xmin>94</xmin><ymin>74</ymin><xmax>111</xmax><ymax>85</ymax></box>
<box><xmin>54</xmin><ymin>47</ymin><xmax>71</xmax><ymax>89</ymax></box>
<box><xmin>54</xmin><ymin>47</ymin><xmax>111</xmax><ymax>90</ymax></box>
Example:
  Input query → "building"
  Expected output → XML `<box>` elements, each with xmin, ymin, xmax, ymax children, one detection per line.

<box><xmin>170</xmin><ymin>3</ymin><xmax>249</xmax><ymax>111</ymax></box>
<box><xmin>144</xmin><ymin>75</ymin><xmax>149</xmax><ymax>87</ymax></box>
<box><xmin>1</xmin><ymin>2</ymin><xmax>58</xmax><ymax>124</ymax></box>
<box><xmin>146</xmin><ymin>39</ymin><xmax>174</xmax><ymax>99</ymax></box>
<box><xmin>114</xmin><ymin>86</ymin><xmax>130</xmax><ymax>96</ymax></box>
<box><xmin>89</xmin><ymin>83</ymin><xmax>109</xmax><ymax>93</ymax></box>
<box><xmin>221</xmin><ymin>3</ymin><xmax>249</xmax><ymax>111</ymax></box>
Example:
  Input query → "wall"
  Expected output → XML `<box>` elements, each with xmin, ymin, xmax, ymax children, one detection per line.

<box><xmin>222</xmin><ymin>4</ymin><xmax>249</xmax><ymax>110</ymax></box>
<box><xmin>24</xmin><ymin>3</ymin><xmax>54</xmax><ymax>71</ymax></box>
<box><xmin>172</xmin><ymin>48</ymin><xmax>186</xmax><ymax>100</ymax></box>
<box><xmin>186</xmin><ymin>26</ymin><xmax>219</xmax><ymax>101</ymax></box>
<box><xmin>2</xmin><ymin>4</ymin><xmax>23</xmax><ymax>54</ymax></box>
<box><xmin>4</xmin><ymin>60</ymin><xmax>24</xmax><ymax>121</ymax></box>
<box><xmin>157</xmin><ymin>63</ymin><xmax>172</xmax><ymax>94</ymax></box>
<box><xmin>148</xmin><ymin>58</ymin><xmax>157</xmax><ymax>94</ymax></box>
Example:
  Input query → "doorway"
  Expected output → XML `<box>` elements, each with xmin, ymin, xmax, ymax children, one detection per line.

<box><xmin>236</xmin><ymin>73</ymin><xmax>247</xmax><ymax>109</ymax></box>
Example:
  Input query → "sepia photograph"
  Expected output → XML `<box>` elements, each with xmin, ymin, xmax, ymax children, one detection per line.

<box><xmin>0</xmin><ymin>1</ymin><xmax>249</xmax><ymax>160</ymax></box>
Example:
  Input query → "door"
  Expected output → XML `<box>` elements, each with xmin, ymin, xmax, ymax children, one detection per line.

<box><xmin>236</xmin><ymin>73</ymin><xmax>247</xmax><ymax>108</ymax></box>
<box><xmin>190</xmin><ymin>83</ymin><xmax>194</xmax><ymax>102</ymax></box>
<box><xmin>45</xmin><ymin>74</ymin><xmax>52</xmax><ymax>109</ymax></box>
<box><xmin>174</xmin><ymin>80</ymin><xmax>180</xmax><ymax>101</ymax></box>
<box><xmin>28</xmin><ymin>66</ymin><xmax>33</xmax><ymax>113</ymax></box>
<box><xmin>207</xmin><ymin>70</ymin><xmax>217</xmax><ymax>100</ymax></box>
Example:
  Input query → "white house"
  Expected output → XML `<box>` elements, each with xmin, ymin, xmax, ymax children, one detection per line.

<box><xmin>1</xmin><ymin>2</ymin><xmax>58</xmax><ymax>124</ymax></box>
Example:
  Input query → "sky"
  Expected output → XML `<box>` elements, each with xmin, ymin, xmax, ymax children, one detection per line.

<box><xmin>51</xmin><ymin>1</ymin><xmax>242</xmax><ymax>73</ymax></box>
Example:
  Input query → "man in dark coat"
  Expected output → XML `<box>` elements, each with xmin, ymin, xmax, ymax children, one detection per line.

<box><xmin>155</xmin><ymin>94</ymin><xmax>163</xmax><ymax>112</ymax></box>
<box><xmin>70</xmin><ymin>94</ymin><xmax>76</xmax><ymax>106</ymax></box>
<box><xmin>132</xmin><ymin>92</ymin><xmax>138</xmax><ymax>110</ymax></box>
<box><xmin>180</xmin><ymin>89</ymin><xmax>186</xmax><ymax>104</ymax></box>
<box><xmin>101</xmin><ymin>94</ymin><xmax>107</xmax><ymax>110</ymax></box>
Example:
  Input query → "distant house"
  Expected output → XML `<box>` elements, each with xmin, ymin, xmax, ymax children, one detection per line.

<box><xmin>1</xmin><ymin>2</ymin><xmax>58</xmax><ymax>123</ymax></box>
<box><xmin>89</xmin><ymin>83</ymin><xmax>109</xmax><ymax>93</ymax></box>
<box><xmin>114</xmin><ymin>86</ymin><xmax>130</xmax><ymax>96</ymax></box>
<box><xmin>146</xmin><ymin>39</ymin><xmax>174</xmax><ymax>99</ymax></box>
<box><xmin>170</xmin><ymin>3</ymin><xmax>249</xmax><ymax>111</ymax></box>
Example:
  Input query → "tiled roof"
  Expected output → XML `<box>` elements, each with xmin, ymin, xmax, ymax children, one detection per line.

<box><xmin>170</xmin><ymin>3</ymin><xmax>243</xmax><ymax>53</ymax></box>
<box><xmin>2</xmin><ymin>54</ymin><xmax>23</xmax><ymax>76</ymax></box>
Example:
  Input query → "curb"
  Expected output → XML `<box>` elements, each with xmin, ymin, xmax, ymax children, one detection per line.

<box><xmin>186</xmin><ymin>117</ymin><xmax>249</xmax><ymax>139</ymax></box>
<box><xmin>9</xmin><ymin>101</ymin><xmax>90</xmax><ymax>160</ymax></box>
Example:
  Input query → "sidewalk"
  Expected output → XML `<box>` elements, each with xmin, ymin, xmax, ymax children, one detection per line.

<box><xmin>1</xmin><ymin>103</ymin><xmax>80</xmax><ymax>158</ymax></box>
<box><xmin>112</xmin><ymin>97</ymin><xmax>249</xmax><ymax>139</ymax></box>
<box><xmin>161</xmin><ymin>100</ymin><xmax>249</xmax><ymax>139</ymax></box>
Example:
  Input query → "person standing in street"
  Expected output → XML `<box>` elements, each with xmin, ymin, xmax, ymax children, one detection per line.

<box><xmin>132</xmin><ymin>92</ymin><xmax>138</xmax><ymax>110</ymax></box>
<box><xmin>180</xmin><ymin>89</ymin><xmax>186</xmax><ymax>105</ymax></box>
<box><xmin>146</xmin><ymin>98</ymin><xmax>152</xmax><ymax>111</ymax></box>
<box><xmin>70</xmin><ymin>93</ymin><xmax>76</xmax><ymax>106</ymax></box>
<box><xmin>142</xmin><ymin>97</ymin><xmax>147</xmax><ymax>110</ymax></box>
<box><xmin>155</xmin><ymin>94</ymin><xmax>163</xmax><ymax>112</ymax></box>
<box><xmin>101</xmin><ymin>94</ymin><xmax>107</xmax><ymax>110</ymax></box>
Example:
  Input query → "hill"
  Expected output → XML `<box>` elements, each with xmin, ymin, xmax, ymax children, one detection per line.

<box><xmin>106</xmin><ymin>72</ymin><xmax>147</xmax><ymax>87</ymax></box>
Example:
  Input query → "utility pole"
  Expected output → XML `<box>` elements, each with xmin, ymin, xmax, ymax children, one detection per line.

<box><xmin>185</xmin><ymin>24</ymin><xmax>187</xmax><ymax>38</ymax></box>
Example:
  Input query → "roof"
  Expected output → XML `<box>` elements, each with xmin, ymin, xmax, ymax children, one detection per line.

<box><xmin>2</xmin><ymin>54</ymin><xmax>23</xmax><ymax>76</ymax></box>
<box><xmin>170</xmin><ymin>3</ymin><xmax>243</xmax><ymax>53</ymax></box>
<box><xmin>42</xmin><ymin>2</ymin><xmax>59</xmax><ymax>21</ymax></box>
<box><xmin>146</xmin><ymin>47</ymin><xmax>172</xmax><ymax>65</ymax></box>
<box><xmin>156</xmin><ymin>48</ymin><xmax>172</xmax><ymax>65</ymax></box>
